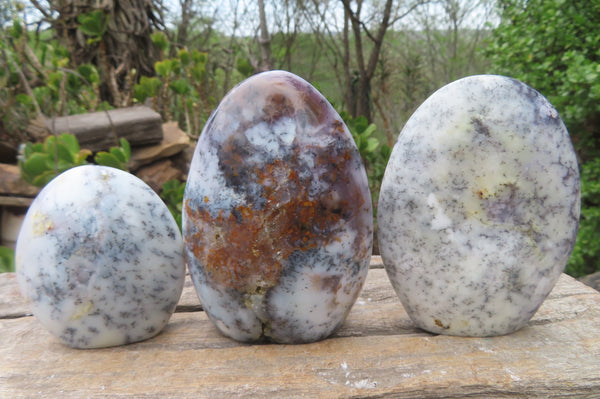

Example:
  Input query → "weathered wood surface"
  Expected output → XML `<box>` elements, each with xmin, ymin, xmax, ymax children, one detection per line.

<box><xmin>36</xmin><ymin>106</ymin><xmax>163</xmax><ymax>152</ymax></box>
<box><xmin>1</xmin><ymin>257</ymin><xmax>599</xmax><ymax>398</ymax></box>
<box><xmin>0</xmin><ymin>164</ymin><xmax>40</xmax><ymax>200</ymax></box>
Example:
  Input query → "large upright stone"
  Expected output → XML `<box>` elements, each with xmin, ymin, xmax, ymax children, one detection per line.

<box><xmin>378</xmin><ymin>75</ymin><xmax>580</xmax><ymax>336</ymax></box>
<box><xmin>183</xmin><ymin>71</ymin><xmax>373</xmax><ymax>344</ymax></box>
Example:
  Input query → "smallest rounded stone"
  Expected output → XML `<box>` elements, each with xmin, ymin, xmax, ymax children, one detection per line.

<box><xmin>16</xmin><ymin>165</ymin><xmax>186</xmax><ymax>348</ymax></box>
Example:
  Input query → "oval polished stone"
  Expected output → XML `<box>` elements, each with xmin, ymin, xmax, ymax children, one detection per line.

<box><xmin>183</xmin><ymin>70</ymin><xmax>373</xmax><ymax>344</ymax></box>
<box><xmin>16</xmin><ymin>165</ymin><xmax>185</xmax><ymax>348</ymax></box>
<box><xmin>378</xmin><ymin>75</ymin><xmax>580</xmax><ymax>337</ymax></box>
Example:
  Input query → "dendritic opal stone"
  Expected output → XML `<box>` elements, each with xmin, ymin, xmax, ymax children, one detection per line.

<box><xmin>378</xmin><ymin>75</ymin><xmax>580</xmax><ymax>337</ymax></box>
<box><xmin>16</xmin><ymin>165</ymin><xmax>185</xmax><ymax>348</ymax></box>
<box><xmin>183</xmin><ymin>70</ymin><xmax>373</xmax><ymax>344</ymax></box>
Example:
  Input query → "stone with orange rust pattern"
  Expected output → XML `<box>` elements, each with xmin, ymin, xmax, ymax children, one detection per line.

<box><xmin>183</xmin><ymin>71</ymin><xmax>373</xmax><ymax>343</ymax></box>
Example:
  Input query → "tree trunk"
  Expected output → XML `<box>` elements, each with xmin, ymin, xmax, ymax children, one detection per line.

<box><xmin>342</xmin><ymin>6</ymin><xmax>355</xmax><ymax>117</ymax></box>
<box><xmin>257</xmin><ymin>0</ymin><xmax>272</xmax><ymax>71</ymax></box>
<box><xmin>31</xmin><ymin>0</ymin><xmax>166</xmax><ymax>108</ymax></box>
<box><xmin>342</xmin><ymin>0</ymin><xmax>395</xmax><ymax>121</ymax></box>
<box><xmin>174</xmin><ymin>0</ymin><xmax>193</xmax><ymax>54</ymax></box>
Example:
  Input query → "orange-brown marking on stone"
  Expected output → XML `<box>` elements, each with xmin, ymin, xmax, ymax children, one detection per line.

<box><xmin>185</xmin><ymin>122</ymin><xmax>371</xmax><ymax>293</ymax></box>
<box><xmin>263</xmin><ymin>92</ymin><xmax>295</xmax><ymax>123</ymax></box>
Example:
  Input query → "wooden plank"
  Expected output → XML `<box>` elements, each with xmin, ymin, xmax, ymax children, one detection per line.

<box><xmin>1</xmin><ymin>259</ymin><xmax>599</xmax><ymax>398</ymax></box>
<box><xmin>0</xmin><ymin>196</ymin><xmax>33</xmax><ymax>207</ymax></box>
<box><xmin>40</xmin><ymin>106</ymin><xmax>163</xmax><ymax>152</ymax></box>
<box><xmin>0</xmin><ymin>163</ymin><xmax>40</xmax><ymax>198</ymax></box>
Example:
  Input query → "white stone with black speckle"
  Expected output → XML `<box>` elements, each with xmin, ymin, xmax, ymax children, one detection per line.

<box><xmin>378</xmin><ymin>75</ymin><xmax>580</xmax><ymax>336</ymax></box>
<box><xmin>16</xmin><ymin>165</ymin><xmax>185</xmax><ymax>348</ymax></box>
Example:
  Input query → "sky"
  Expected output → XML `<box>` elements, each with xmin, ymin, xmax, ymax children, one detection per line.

<box><xmin>161</xmin><ymin>0</ymin><xmax>499</xmax><ymax>37</ymax></box>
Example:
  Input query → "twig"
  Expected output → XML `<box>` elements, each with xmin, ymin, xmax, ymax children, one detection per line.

<box><xmin>0</xmin><ymin>41</ymin><xmax>42</xmax><ymax>115</ymax></box>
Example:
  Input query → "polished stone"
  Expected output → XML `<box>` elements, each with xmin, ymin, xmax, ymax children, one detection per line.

<box><xmin>16</xmin><ymin>165</ymin><xmax>185</xmax><ymax>348</ymax></box>
<box><xmin>184</xmin><ymin>70</ymin><xmax>373</xmax><ymax>344</ymax></box>
<box><xmin>378</xmin><ymin>75</ymin><xmax>580</xmax><ymax>336</ymax></box>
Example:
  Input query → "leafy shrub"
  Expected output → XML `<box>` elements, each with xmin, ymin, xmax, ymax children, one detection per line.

<box><xmin>19</xmin><ymin>133</ymin><xmax>131</xmax><ymax>187</ymax></box>
<box><xmin>94</xmin><ymin>138</ymin><xmax>131</xmax><ymax>171</ymax></box>
<box><xmin>135</xmin><ymin>33</ymin><xmax>212</xmax><ymax>137</ymax></box>
<box><xmin>160</xmin><ymin>179</ymin><xmax>186</xmax><ymax>231</ymax></box>
<box><xmin>18</xmin><ymin>133</ymin><xmax>92</xmax><ymax>187</ymax></box>
<box><xmin>484</xmin><ymin>0</ymin><xmax>600</xmax><ymax>162</ymax></box>
<box><xmin>0</xmin><ymin>246</ymin><xmax>15</xmax><ymax>273</ymax></box>
<box><xmin>566</xmin><ymin>158</ymin><xmax>600</xmax><ymax>277</ymax></box>
<box><xmin>340</xmin><ymin>112</ymin><xmax>391</xmax><ymax>211</ymax></box>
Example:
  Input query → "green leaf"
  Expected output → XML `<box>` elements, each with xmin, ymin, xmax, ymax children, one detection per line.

<box><xmin>192</xmin><ymin>51</ymin><xmax>207</xmax><ymax>64</ymax></box>
<box><xmin>366</xmin><ymin>137</ymin><xmax>379</xmax><ymax>153</ymax></box>
<box><xmin>236</xmin><ymin>58</ymin><xmax>254</xmax><ymax>77</ymax></box>
<box><xmin>31</xmin><ymin>171</ymin><xmax>57</xmax><ymax>187</ymax></box>
<box><xmin>120</xmin><ymin>138</ymin><xmax>131</xmax><ymax>160</ymax></box>
<box><xmin>155</xmin><ymin>60</ymin><xmax>171</xmax><ymax>77</ymax></box>
<box><xmin>56</xmin><ymin>142</ymin><xmax>75</xmax><ymax>163</ymax></box>
<box><xmin>74</xmin><ymin>149</ymin><xmax>92</xmax><ymax>164</ymax></box>
<box><xmin>178</xmin><ymin>49</ymin><xmax>191</xmax><ymax>66</ymax></box>
<box><xmin>170</xmin><ymin>58</ymin><xmax>181</xmax><ymax>75</ymax></box>
<box><xmin>353</xmin><ymin>116</ymin><xmax>369</xmax><ymax>133</ymax></box>
<box><xmin>151</xmin><ymin>32</ymin><xmax>169</xmax><ymax>52</ymax></box>
<box><xmin>77</xmin><ymin>10</ymin><xmax>107</xmax><ymax>37</ymax></box>
<box><xmin>160</xmin><ymin>179</ymin><xmax>186</xmax><ymax>231</ymax></box>
<box><xmin>380</xmin><ymin>144</ymin><xmax>392</xmax><ymax>160</ymax></box>
<box><xmin>21</xmin><ymin>153</ymin><xmax>51</xmax><ymax>178</ymax></box>
<box><xmin>58</xmin><ymin>133</ymin><xmax>80</xmax><ymax>155</ymax></box>
<box><xmin>15</xmin><ymin>94</ymin><xmax>33</xmax><ymax>107</ymax></box>
<box><xmin>110</xmin><ymin>147</ymin><xmax>126</xmax><ymax>163</ymax></box>
<box><xmin>362</xmin><ymin>124</ymin><xmax>376</xmax><ymax>138</ymax></box>
<box><xmin>77</xmin><ymin>64</ymin><xmax>100</xmax><ymax>85</ymax></box>
<box><xmin>22</xmin><ymin>142</ymin><xmax>41</xmax><ymax>159</ymax></box>
<box><xmin>8</xmin><ymin>20</ymin><xmax>23</xmax><ymax>39</ymax></box>
<box><xmin>40</xmin><ymin>43</ymin><xmax>48</xmax><ymax>67</ymax></box>
<box><xmin>94</xmin><ymin>138</ymin><xmax>130</xmax><ymax>170</ymax></box>
<box><xmin>170</xmin><ymin>78</ymin><xmax>189</xmax><ymax>95</ymax></box>
<box><xmin>0</xmin><ymin>246</ymin><xmax>15</xmax><ymax>273</ymax></box>
<box><xmin>18</xmin><ymin>134</ymin><xmax>91</xmax><ymax>187</ymax></box>
<box><xmin>94</xmin><ymin>152</ymin><xmax>124</xmax><ymax>170</ymax></box>
<box><xmin>191</xmin><ymin>64</ymin><xmax>206</xmax><ymax>82</ymax></box>
<box><xmin>48</xmin><ymin>72</ymin><xmax>63</xmax><ymax>91</ymax></box>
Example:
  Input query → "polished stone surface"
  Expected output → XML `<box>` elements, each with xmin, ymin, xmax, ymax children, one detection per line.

<box><xmin>378</xmin><ymin>75</ymin><xmax>580</xmax><ymax>336</ymax></box>
<box><xmin>184</xmin><ymin>70</ymin><xmax>373</xmax><ymax>343</ymax></box>
<box><xmin>16</xmin><ymin>165</ymin><xmax>185</xmax><ymax>348</ymax></box>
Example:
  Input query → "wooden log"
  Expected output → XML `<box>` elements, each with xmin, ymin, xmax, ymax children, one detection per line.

<box><xmin>37</xmin><ymin>106</ymin><xmax>163</xmax><ymax>152</ymax></box>
<box><xmin>1</xmin><ymin>259</ymin><xmax>599</xmax><ymax>398</ymax></box>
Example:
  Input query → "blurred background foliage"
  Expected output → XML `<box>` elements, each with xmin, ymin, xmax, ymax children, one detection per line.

<box><xmin>0</xmin><ymin>0</ymin><xmax>598</xmax><ymax>277</ymax></box>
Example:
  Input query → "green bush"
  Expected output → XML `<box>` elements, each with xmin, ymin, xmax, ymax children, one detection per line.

<box><xmin>566</xmin><ymin>158</ymin><xmax>600</xmax><ymax>277</ymax></box>
<box><xmin>19</xmin><ymin>133</ymin><xmax>131</xmax><ymax>187</ymax></box>
<box><xmin>93</xmin><ymin>138</ymin><xmax>131</xmax><ymax>171</ymax></box>
<box><xmin>0</xmin><ymin>246</ymin><xmax>15</xmax><ymax>273</ymax></box>
<box><xmin>18</xmin><ymin>133</ymin><xmax>92</xmax><ymax>187</ymax></box>
<box><xmin>134</xmin><ymin>34</ymin><xmax>212</xmax><ymax>137</ymax></box>
<box><xmin>340</xmin><ymin>112</ymin><xmax>391</xmax><ymax>212</ymax></box>
<box><xmin>484</xmin><ymin>0</ymin><xmax>600</xmax><ymax>162</ymax></box>
<box><xmin>160</xmin><ymin>179</ymin><xmax>186</xmax><ymax>231</ymax></box>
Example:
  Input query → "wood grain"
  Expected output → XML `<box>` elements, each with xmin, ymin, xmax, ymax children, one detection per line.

<box><xmin>1</xmin><ymin>258</ymin><xmax>599</xmax><ymax>398</ymax></box>
<box><xmin>40</xmin><ymin>106</ymin><xmax>163</xmax><ymax>152</ymax></box>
